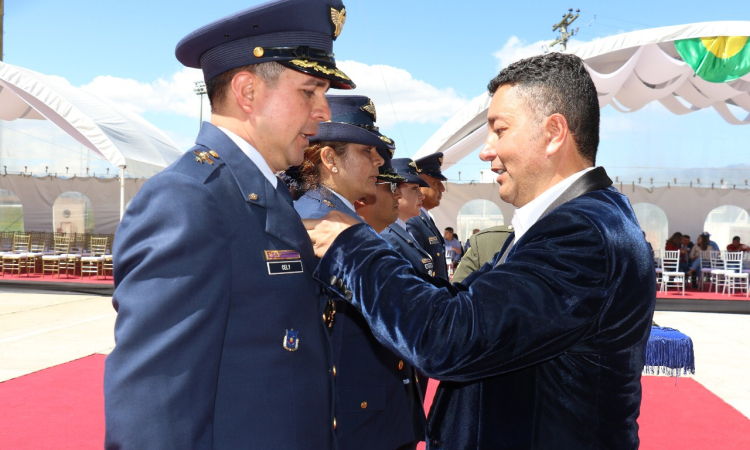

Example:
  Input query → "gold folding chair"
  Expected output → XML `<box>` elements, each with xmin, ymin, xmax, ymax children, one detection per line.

<box><xmin>24</xmin><ymin>233</ymin><xmax>47</xmax><ymax>276</ymax></box>
<box><xmin>1</xmin><ymin>234</ymin><xmax>31</xmax><ymax>276</ymax></box>
<box><xmin>81</xmin><ymin>237</ymin><xmax>108</xmax><ymax>279</ymax></box>
<box><xmin>42</xmin><ymin>236</ymin><xmax>72</xmax><ymax>278</ymax></box>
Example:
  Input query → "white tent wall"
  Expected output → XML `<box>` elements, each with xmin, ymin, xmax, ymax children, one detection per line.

<box><xmin>1</xmin><ymin>175</ymin><xmax>145</xmax><ymax>234</ymax></box>
<box><xmin>431</xmin><ymin>182</ymin><xmax>750</xmax><ymax>245</ymax></box>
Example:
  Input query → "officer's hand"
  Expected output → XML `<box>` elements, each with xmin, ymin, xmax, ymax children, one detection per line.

<box><xmin>303</xmin><ymin>211</ymin><xmax>360</xmax><ymax>258</ymax></box>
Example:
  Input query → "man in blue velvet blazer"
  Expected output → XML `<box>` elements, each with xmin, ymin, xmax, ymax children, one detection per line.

<box><xmin>104</xmin><ymin>1</ymin><xmax>355</xmax><ymax>448</ymax></box>
<box><xmin>305</xmin><ymin>53</ymin><xmax>656</xmax><ymax>449</ymax></box>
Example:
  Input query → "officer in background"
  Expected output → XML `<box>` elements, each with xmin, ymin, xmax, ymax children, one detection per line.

<box><xmin>104</xmin><ymin>1</ymin><xmax>353</xmax><ymax>449</ymax></box>
<box><xmin>407</xmin><ymin>153</ymin><xmax>449</xmax><ymax>279</ymax></box>
<box><xmin>451</xmin><ymin>224</ymin><xmax>514</xmax><ymax>283</ymax></box>
<box><xmin>382</xmin><ymin>159</ymin><xmax>434</xmax><ymax>277</ymax></box>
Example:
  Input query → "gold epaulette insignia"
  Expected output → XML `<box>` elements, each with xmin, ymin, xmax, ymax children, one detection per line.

<box><xmin>194</xmin><ymin>150</ymin><xmax>215</xmax><ymax>165</ymax></box>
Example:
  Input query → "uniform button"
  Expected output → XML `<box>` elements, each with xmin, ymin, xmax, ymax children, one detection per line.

<box><xmin>333</xmin><ymin>417</ymin><xmax>337</xmax><ymax>430</ymax></box>
<box><xmin>398</xmin><ymin>360</ymin><xmax>404</xmax><ymax>370</ymax></box>
<box><xmin>344</xmin><ymin>291</ymin><xmax>353</xmax><ymax>301</ymax></box>
<box><xmin>437</xmin><ymin>252</ymin><xmax>441</xmax><ymax>256</ymax></box>
<box><xmin>332</xmin><ymin>365</ymin><xmax>337</xmax><ymax>377</ymax></box>
<box><xmin>360</xmin><ymin>402</ymin><xmax>368</xmax><ymax>409</ymax></box>
<box><xmin>336</xmin><ymin>278</ymin><xmax>344</xmax><ymax>289</ymax></box>
<box><xmin>329</xmin><ymin>275</ymin><xmax>338</xmax><ymax>286</ymax></box>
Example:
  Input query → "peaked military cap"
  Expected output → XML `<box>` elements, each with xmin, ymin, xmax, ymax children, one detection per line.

<box><xmin>175</xmin><ymin>0</ymin><xmax>354</xmax><ymax>89</ymax></box>
<box><xmin>377</xmin><ymin>158</ymin><xmax>406</xmax><ymax>182</ymax></box>
<box><xmin>414</xmin><ymin>152</ymin><xmax>447</xmax><ymax>180</ymax></box>
<box><xmin>310</xmin><ymin>95</ymin><xmax>396</xmax><ymax>161</ymax></box>
<box><xmin>390</xmin><ymin>158</ymin><xmax>430</xmax><ymax>187</ymax></box>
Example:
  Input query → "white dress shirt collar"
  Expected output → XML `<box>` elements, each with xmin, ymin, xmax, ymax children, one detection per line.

<box><xmin>217</xmin><ymin>126</ymin><xmax>277</xmax><ymax>188</ymax></box>
<box><xmin>511</xmin><ymin>167</ymin><xmax>595</xmax><ymax>242</ymax></box>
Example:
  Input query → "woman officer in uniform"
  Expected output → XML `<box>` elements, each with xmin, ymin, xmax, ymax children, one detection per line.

<box><xmin>291</xmin><ymin>95</ymin><xmax>425</xmax><ymax>450</ymax></box>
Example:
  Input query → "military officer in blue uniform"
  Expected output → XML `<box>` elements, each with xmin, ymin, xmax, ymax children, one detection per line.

<box><xmin>406</xmin><ymin>153</ymin><xmax>448</xmax><ymax>279</ymax></box>
<box><xmin>382</xmin><ymin>159</ymin><xmax>434</xmax><ymax>277</ymax></box>
<box><xmin>293</xmin><ymin>96</ymin><xmax>426</xmax><ymax>450</ymax></box>
<box><xmin>104</xmin><ymin>1</ymin><xmax>354</xmax><ymax>449</ymax></box>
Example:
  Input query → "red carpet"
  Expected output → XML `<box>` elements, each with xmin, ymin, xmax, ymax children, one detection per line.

<box><xmin>0</xmin><ymin>272</ymin><xmax>113</xmax><ymax>285</ymax></box>
<box><xmin>0</xmin><ymin>355</ymin><xmax>106</xmax><ymax>449</ymax></box>
<box><xmin>2</xmin><ymin>357</ymin><xmax>748</xmax><ymax>449</ymax></box>
<box><xmin>657</xmin><ymin>287</ymin><xmax>750</xmax><ymax>301</ymax></box>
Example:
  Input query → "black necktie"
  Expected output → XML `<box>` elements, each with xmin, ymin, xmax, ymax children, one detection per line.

<box><xmin>276</xmin><ymin>179</ymin><xmax>294</xmax><ymax>207</ymax></box>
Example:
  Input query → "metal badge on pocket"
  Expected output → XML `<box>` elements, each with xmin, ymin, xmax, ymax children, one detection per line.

<box><xmin>283</xmin><ymin>329</ymin><xmax>299</xmax><ymax>352</ymax></box>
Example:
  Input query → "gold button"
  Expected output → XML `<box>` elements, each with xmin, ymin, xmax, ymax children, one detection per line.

<box><xmin>437</xmin><ymin>253</ymin><xmax>441</xmax><ymax>256</ymax></box>
<box><xmin>398</xmin><ymin>360</ymin><xmax>404</xmax><ymax>370</ymax></box>
<box><xmin>253</xmin><ymin>46</ymin><xmax>264</xmax><ymax>57</ymax></box>
<box><xmin>333</xmin><ymin>417</ymin><xmax>337</xmax><ymax>430</ymax></box>
<box><xmin>360</xmin><ymin>402</ymin><xmax>368</xmax><ymax>409</ymax></box>
<box><xmin>248</xmin><ymin>193</ymin><xmax>258</xmax><ymax>201</ymax></box>
<box><xmin>333</xmin><ymin>365</ymin><xmax>337</xmax><ymax>377</ymax></box>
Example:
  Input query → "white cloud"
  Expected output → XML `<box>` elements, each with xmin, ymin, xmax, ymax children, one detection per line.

<box><xmin>79</xmin><ymin>67</ymin><xmax>205</xmax><ymax>118</ymax></box>
<box><xmin>336</xmin><ymin>60</ymin><xmax>469</xmax><ymax>128</ymax></box>
<box><xmin>492</xmin><ymin>36</ymin><xmax>590</xmax><ymax>70</ymax></box>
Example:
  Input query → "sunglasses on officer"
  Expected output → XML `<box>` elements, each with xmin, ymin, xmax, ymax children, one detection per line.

<box><xmin>375</xmin><ymin>181</ymin><xmax>398</xmax><ymax>194</ymax></box>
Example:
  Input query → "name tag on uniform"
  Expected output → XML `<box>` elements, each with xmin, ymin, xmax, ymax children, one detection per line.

<box><xmin>422</xmin><ymin>258</ymin><xmax>434</xmax><ymax>271</ymax></box>
<box><xmin>428</xmin><ymin>236</ymin><xmax>439</xmax><ymax>245</ymax></box>
<box><xmin>267</xmin><ymin>261</ymin><xmax>303</xmax><ymax>275</ymax></box>
<box><xmin>265</xmin><ymin>250</ymin><xmax>303</xmax><ymax>275</ymax></box>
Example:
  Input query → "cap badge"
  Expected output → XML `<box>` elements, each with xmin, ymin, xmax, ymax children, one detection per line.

<box><xmin>360</xmin><ymin>99</ymin><xmax>377</xmax><ymax>122</ymax></box>
<box><xmin>283</xmin><ymin>329</ymin><xmax>299</xmax><ymax>352</ymax></box>
<box><xmin>329</xmin><ymin>6</ymin><xmax>347</xmax><ymax>39</ymax></box>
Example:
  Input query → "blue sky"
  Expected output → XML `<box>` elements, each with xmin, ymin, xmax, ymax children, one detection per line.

<box><xmin>2</xmin><ymin>0</ymin><xmax>749</xmax><ymax>185</ymax></box>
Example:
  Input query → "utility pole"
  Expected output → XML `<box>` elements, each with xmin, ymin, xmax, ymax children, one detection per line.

<box><xmin>550</xmin><ymin>8</ymin><xmax>580</xmax><ymax>51</ymax></box>
<box><xmin>1</xmin><ymin>0</ymin><xmax>5</xmax><ymax>61</ymax></box>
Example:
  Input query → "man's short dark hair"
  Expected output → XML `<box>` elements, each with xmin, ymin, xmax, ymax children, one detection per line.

<box><xmin>445</xmin><ymin>227</ymin><xmax>454</xmax><ymax>233</ymax></box>
<box><xmin>487</xmin><ymin>52</ymin><xmax>599</xmax><ymax>164</ymax></box>
<box><xmin>206</xmin><ymin>61</ymin><xmax>286</xmax><ymax>112</ymax></box>
<box><xmin>733</xmin><ymin>236</ymin><xmax>741</xmax><ymax>241</ymax></box>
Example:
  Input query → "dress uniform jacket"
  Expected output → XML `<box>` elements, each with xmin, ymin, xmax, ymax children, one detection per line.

<box><xmin>381</xmin><ymin>222</ymin><xmax>435</xmax><ymax>277</ymax></box>
<box><xmin>104</xmin><ymin>123</ymin><xmax>335</xmax><ymax>450</ymax></box>
<box><xmin>313</xmin><ymin>168</ymin><xmax>656</xmax><ymax>449</ymax></box>
<box><xmin>407</xmin><ymin>210</ymin><xmax>447</xmax><ymax>279</ymax></box>
<box><xmin>295</xmin><ymin>188</ymin><xmax>426</xmax><ymax>450</ymax></box>
<box><xmin>451</xmin><ymin>225</ymin><xmax>514</xmax><ymax>283</ymax></box>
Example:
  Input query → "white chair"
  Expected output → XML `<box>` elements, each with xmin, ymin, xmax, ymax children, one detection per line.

<box><xmin>660</xmin><ymin>250</ymin><xmax>685</xmax><ymax>295</ymax></box>
<box><xmin>698</xmin><ymin>250</ymin><xmax>713</xmax><ymax>290</ymax></box>
<box><xmin>709</xmin><ymin>251</ymin><xmax>729</xmax><ymax>293</ymax></box>
<box><xmin>723</xmin><ymin>252</ymin><xmax>749</xmax><ymax>297</ymax></box>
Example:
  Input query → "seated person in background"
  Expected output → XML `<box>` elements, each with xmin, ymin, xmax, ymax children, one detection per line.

<box><xmin>688</xmin><ymin>234</ymin><xmax>710</xmax><ymax>288</ymax></box>
<box><xmin>702</xmin><ymin>231</ymin><xmax>720</xmax><ymax>251</ymax></box>
<box><xmin>443</xmin><ymin>227</ymin><xmax>464</xmax><ymax>268</ymax></box>
<box><xmin>727</xmin><ymin>236</ymin><xmax>750</xmax><ymax>252</ymax></box>
<box><xmin>665</xmin><ymin>232</ymin><xmax>689</xmax><ymax>272</ymax></box>
<box><xmin>452</xmin><ymin>225</ymin><xmax>514</xmax><ymax>283</ymax></box>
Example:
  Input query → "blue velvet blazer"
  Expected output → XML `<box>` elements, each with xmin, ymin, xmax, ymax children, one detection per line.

<box><xmin>105</xmin><ymin>123</ymin><xmax>335</xmax><ymax>450</ymax></box>
<box><xmin>407</xmin><ymin>209</ymin><xmax>448</xmax><ymax>279</ymax></box>
<box><xmin>296</xmin><ymin>188</ymin><xmax>426</xmax><ymax>450</ymax></box>
<box><xmin>381</xmin><ymin>223</ymin><xmax>435</xmax><ymax>277</ymax></box>
<box><xmin>314</xmin><ymin>175</ymin><xmax>656</xmax><ymax>450</ymax></box>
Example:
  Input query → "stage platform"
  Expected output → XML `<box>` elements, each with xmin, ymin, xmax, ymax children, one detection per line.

<box><xmin>0</xmin><ymin>272</ymin><xmax>114</xmax><ymax>296</ymax></box>
<box><xmin>656</xmin><ymin>287</ymin><xmax>750</xmax><ymax>314</ymax></box>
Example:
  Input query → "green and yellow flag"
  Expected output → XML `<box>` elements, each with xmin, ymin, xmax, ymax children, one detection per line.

<box><xmin>675</xmin><ymin>36</ymin><xmax>750</xmax><ymax>83</ymax></box>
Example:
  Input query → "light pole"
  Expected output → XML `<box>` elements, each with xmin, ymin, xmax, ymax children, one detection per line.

<box><xmin>194</xmin><ymin>81</ymin><xmax>207</xmax><ymax>130</ymax></box>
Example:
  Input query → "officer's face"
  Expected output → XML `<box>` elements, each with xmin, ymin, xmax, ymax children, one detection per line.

<box><xmin>397</xmin><ymin>182</ymin><xmax>424</xmax><ymax>220</ymax></box>
<box><xmin>481</xmin><ymin>85</ymin><xmax>549</xmax><ymax>208</ymax></box>
<box><xmin>356</xmin><ymin>181</ymin><xmax>401</xmax><ymax>232</ymax></box>
<box><xmin>252</xmin><ymin>69</ymin><xmax>331</xmax><ymax>172</ymax></box>
<box><xmin>419</xmin><ymin>174</ymin><xmax>445</xmax><ymax>210</ymax></box>
<box><xmin>337</xmin><ymin>144</ymin><xmax>384</xmax><ymax>201</ymax></box>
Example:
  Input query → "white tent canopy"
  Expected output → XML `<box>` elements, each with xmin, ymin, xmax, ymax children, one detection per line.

<box><xmin>0</xmin><ymin>61</ymin><xmax>184</xmax><ymax>178</ymax></box>
<box><xmin>414</xmin><ymin>21</ymin><xmax>750</xmax><ymax>166</ymax></box>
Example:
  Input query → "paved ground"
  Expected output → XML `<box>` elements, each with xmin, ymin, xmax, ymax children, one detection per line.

<box><xmin>0</xmin><ymin>288</ymin><xmax>748</xmax><ymax>419</ymax></box>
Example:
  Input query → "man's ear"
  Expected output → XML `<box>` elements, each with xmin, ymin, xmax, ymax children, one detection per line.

<box><xmin>231</xmin><ymin>71</ymin><xmax>259</xmax><ymax>115</ymax></box>
<box><xmin>544</xmin><ymin>113</ymin><xmax>568</xmax><ymax>157</ymax></box>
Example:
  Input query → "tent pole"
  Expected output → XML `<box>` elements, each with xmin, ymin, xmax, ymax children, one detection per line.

<box><xmin>119</xmin><ymin>165</ymin><xmax>126</xmax><ymax>221</ymax></box>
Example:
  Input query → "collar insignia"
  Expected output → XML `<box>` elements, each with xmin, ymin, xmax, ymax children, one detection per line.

<box><xmin>329</xmin><ymin>6</ymin><xmax>346</xmax><ymax>40</ymax></box>
<box><xmin>194</xmin><ymin>150</ymin><xmax>216</xmax><ymax>165</ymax></box>
<box><xmin>323</xmin><ymin>199</ymin><xmax>335</xmax><ymax>208</ymax></box>
<box><xmin>360</xmin><ymin>99</ymin><xmax>377</xmax><ymax>121</ymax></box>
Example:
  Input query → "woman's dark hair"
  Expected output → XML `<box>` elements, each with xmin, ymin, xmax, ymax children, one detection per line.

<box><xmin>284</xmin><ymin>142</ymin><xmax>350</xmax><ymax>195</ymax></box>
<box><xmin>666</xmin><ymin>232</ymin><xmax>683</xmax><ymax>247</ymax></box>
<box><xmin>697</xmin><ymin>234</ymin><xmax>708</xmax><ymax>251</ymax></box>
